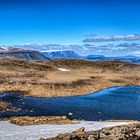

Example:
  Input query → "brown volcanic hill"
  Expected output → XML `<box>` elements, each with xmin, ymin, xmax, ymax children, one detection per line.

<box><xmin>0</xmin><ymin>48</ymin><xmax>50</xmax><ymax>61</ymax></box>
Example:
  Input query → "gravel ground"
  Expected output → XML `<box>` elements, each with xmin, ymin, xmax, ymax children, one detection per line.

<box><xmin>0</xmin><ymin>121</ymin><xmax>131</xmax><ymax>140</ymax></box>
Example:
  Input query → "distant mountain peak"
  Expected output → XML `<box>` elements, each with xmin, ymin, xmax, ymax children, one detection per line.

<box><xmin>42</xmin><ymin>50</ymin><xmax>82</xmax><ymax>59</ymax></box>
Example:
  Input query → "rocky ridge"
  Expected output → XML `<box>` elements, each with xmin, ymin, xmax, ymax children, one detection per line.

<box><xmin>46</xmin><ymin>123</ymin><xmax>140</xmax><ymax>140</ymax></box>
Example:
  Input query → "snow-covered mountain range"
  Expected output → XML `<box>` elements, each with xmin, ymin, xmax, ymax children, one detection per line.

<box><xmin>41</xmin><ymin>50</ymin><xmax>82</xmax><ymax>59</ymax></box>
<box><xmin>0</xmin><ymin>45</ymin><xmax>140</xmax><ymax>64</ymax></box>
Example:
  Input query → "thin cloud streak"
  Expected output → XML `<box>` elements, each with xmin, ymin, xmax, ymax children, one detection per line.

<box><xmin>83</xmin><ymin>34</ymin><xmax>140</xmax><ymax>42</ymax></box>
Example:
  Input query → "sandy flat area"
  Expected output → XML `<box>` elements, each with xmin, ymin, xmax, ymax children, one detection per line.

<box><xmin>0</xmin><ymin>121</ymin><xmax>132</xmax><ymax>140</ymax></box>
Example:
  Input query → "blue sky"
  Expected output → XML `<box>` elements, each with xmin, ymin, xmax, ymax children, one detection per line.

<box><xmin>0</xmin><ymin>0</ymin><xmax>140</xmax><ymax>45</ymax></box>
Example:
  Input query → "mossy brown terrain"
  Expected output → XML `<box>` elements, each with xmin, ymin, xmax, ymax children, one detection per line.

<box><xmin>0</xmin><ymin>102</ymin><xmax>9</xmax><ymax>111</ymax></box>
<box><xmin>0</xmin><ymin>101</ymin><xmax>20</xmax><ymax>112</ymax></box>
<box><xmin>0</xmin><ymin>58</ymin><xmax>140</xmax><ymax>97</ymax></box>
<box><xmin>9</xmin><ymin>116</ymin><xmax>73</xmax><ymax>126</ymax></box>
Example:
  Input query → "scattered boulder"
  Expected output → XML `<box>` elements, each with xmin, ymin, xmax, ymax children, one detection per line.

<box><xmin>135</xmin><ymin>130</ymin><xmax>140</xmax><ymax>137</ymax></box>
<box><xmin>72</xmin><ymin>127</ymin><xmax>85</xmax><ymax>134</ymax></box>
<box><xmin>40</xmin><ymin>137</ymin><xmax>46</xmax><ymax>140</ymax></box>
<box><xmin>68</xmin><ymin>112</ymin><xmax>73</xmax><ymax>116</ymax></box>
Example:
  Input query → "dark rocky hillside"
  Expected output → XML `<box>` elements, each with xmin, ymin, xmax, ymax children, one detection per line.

<box><xmin>85</xmin><ymin>55</ymin><xmax>140</xmax><ymax>64</ymax></box>
<box><xmin>0</xmin><ymin>49</ymin><xmax>50</xmax><ymax>61</ymax></box>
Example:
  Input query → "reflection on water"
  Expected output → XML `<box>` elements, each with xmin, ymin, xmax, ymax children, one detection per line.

<box><xmin>0</xmin><ymin>86</ymin><xmax>140</xmax><ymax>121</ymax></box>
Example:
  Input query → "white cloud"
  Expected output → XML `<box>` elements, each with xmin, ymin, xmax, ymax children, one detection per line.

<box><xmin>83</xmin><ymin>34</ymin><xmax>140</xmax><ymax>42</ymax></box>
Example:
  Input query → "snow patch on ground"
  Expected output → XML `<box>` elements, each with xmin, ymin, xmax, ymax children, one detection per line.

<box><xmin>0</xmin><ymin>121</ymin><xmax>132</xmax><ymax>140</ymax></box>
<box><xmin>57</xmin><ymin>68</ymin><xmax>71</xmax><ymax>72</ymax></box>
<box><xmin>41</xmin><ymin>49</ymin><xmax>70</xmax><ymax>53</ymax></box>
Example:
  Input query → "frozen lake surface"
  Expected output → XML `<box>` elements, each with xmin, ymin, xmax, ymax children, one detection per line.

<box><xmin>0</xmin><ymin>121</ymin><xmax>131</xmax><ymax>140</ymax></box>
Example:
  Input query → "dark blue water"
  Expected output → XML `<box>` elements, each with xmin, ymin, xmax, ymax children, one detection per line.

<box><xmin>0</xmin><ymin>86</ymin><xmax>140</xmax><ymax>121</ymax></box>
